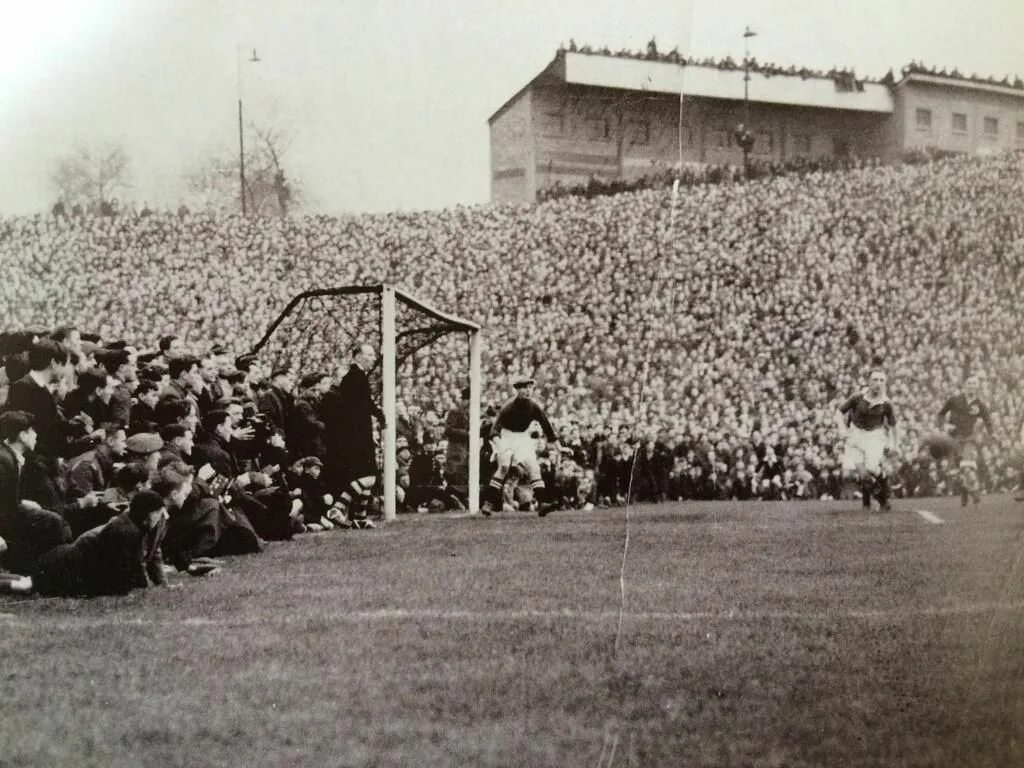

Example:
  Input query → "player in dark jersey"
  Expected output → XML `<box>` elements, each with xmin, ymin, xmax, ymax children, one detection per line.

<box><xmin>937</xmin><ymin>375</ymin><xmax>993</xmax><ymax>506</ymax></box>
<box><xmin>482</xmin><ymin>375</ymin><xmax>567</xmax><ymax>517</ymax></box>
<box><xmin>835</xmin><ymin>369</ymin><xmax>899</xmax><ymax>511</ymax></box>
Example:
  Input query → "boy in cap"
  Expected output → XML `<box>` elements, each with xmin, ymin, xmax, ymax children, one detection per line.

<box><xmin>125</xmin><ymin>432</ymin><xmax>165</xmax><ymax>477</ymax></box>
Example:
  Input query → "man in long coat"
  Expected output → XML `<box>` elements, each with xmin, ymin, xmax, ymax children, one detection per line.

<box><xmin>321</xmin><ymin>344</ymin><xmax>384</xmax><ymax>528</ymax></box>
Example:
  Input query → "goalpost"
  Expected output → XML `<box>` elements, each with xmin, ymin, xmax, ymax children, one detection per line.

<box><xmin>248</xmin><ymin>283</ymin><xmax>482</xmax><ymax>520</ymax></box>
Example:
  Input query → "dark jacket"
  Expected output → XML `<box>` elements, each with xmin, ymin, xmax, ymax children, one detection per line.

<box><xmin>0</xmin><ymin>442</ymin><xmax>21</xmax><ymax>523</ymax></box>
<box><xmin>321</xmin><ymin>364</ymin><xmax>383</xmax><ymax>482</ymax></box>
<box><xmin>162</xmin><ymin>483</ymin><xmax>262</xmax><ymax>570</ymax></box>
<box><xmin>443</xmin><ymin>404</ymin><xmax>470</xmax><ymax>485</ymax></box>
<box><xmin>287</xmin><ymin>392</ymin><xmax>326</xmax><ymax>460</ymax></box>
<box><xmin>0</xmin><ymin>443</ymin><xmax>73</xmax><ymax>574</ymax></box>
<box><xmin>258</xmin><ymin>385</ymin><xmax>293</xmax><ymax>430</ymax></box>
<box><xmin>107</xmin><ymin>384</ymin><xmax>132</xmax><ymax>427</ymax></box>
<box><xmin>32</xmin><ymin>512</ymin><xmax>166</xmax><ymax>596</ymax></box>
<box><xmin>65</xmin><ymin>444</ymin><xmax>119</xmax><ymax>498</ymax></box>
<box><xmin>129</xmin><ymin>401</ymin><xmax>159</xmax><ymax>435</ymax></box>
<box><xmin>5</xmin><ymin>374</ymin><xmax>64</xmax><ymax>459</ymax></box>
<box><xmin>62</xmin><ymin>388</ymin><xmax>112</xmax><ymax>428</ymax></box>
<box><xmin>193</xmin><ymin>433</ymin><xmax>239</xmax><ymax>479</ymax></box>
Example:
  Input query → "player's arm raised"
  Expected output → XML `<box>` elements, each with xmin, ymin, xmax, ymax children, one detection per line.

<box><xmin>834</xmin><ymin>397</ymin><xmax>856</xmax><ymax>438</ymax></box>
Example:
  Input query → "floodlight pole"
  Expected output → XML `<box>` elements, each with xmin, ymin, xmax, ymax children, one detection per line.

<box><xmin>468</xmin><ymin>330</ymin><xmax>482</xmax><ymax>515</ymax></box>
<box><xmin>740</xmin><ymin>26</ymin><xmax>756</xmax><ymax>177</ymax></box>
<box><xmin>381</xmin><ymin>284</ymin><xmax>397</xmax><ymax>521</ymax></box>
<box><xmin>237</xmin><ymin>46</ymin><xmax>260</xmax><ymax>216</ymax></box>
<box><xmin>238</xmin><ymin>100</ymin><xmax>247</xmax><ymax>216</ymax></box>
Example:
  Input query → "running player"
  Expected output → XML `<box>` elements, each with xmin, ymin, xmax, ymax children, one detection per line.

<box><xmin>937</xmin><ymin>375</ymin><xmax>993</xmax><ymax>507</ymax></box>
<box><xmin>835</xmin><ymin>369</ymin><xmax>899</xmax><ymax>511</ymax></box>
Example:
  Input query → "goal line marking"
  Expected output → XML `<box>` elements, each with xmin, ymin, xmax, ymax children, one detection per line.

<box><xmin>4</xmin><ymin>600</ymin><xmax>1022</xmax><ymax>629</ymax></box>
<box><xmin>915</xmin><ymin>509</ymin><xmax>944</xmax><ymax>524</ymax></box>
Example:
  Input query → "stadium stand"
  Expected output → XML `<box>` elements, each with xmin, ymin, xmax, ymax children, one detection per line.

<box><xmin>1</xmin><ymin>153</ymin><xmax>1022</xmax><ymax>513</ymax></box>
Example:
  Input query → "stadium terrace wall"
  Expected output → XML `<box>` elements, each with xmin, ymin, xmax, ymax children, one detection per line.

<box><xmin>891</xmin><ymin>76</ymin><xmax>1024</xmax><ymax>157</ymax></box>
<box><xmin>489</xmin><ymin>51</ymin><xmax>1024</xmax><ymax>203</ymax></box>
<box><xmin>489</xmin><ymin>87</ymin><xmax>536</xmax><ymax>204</ymax></box>
<box><xmin>491</xmin><ymin>81</ymin><xmax>889</xmax><ymax>202</ymax></box>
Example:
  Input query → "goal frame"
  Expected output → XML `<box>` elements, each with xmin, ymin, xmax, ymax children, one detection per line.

<box><xmin>249</xmin><ymin>283</ymin><xmax>482</xmax><ymax>520</ymax></box>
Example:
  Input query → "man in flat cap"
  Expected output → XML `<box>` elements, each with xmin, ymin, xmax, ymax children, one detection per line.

<box><xmin>483</xmin><ymin>374</ymin><xmax>566</xmax><ymax>517</ymax></box>
<box><xmin>258</xmin><ymin>366</ymin><xmax>295</xmax><ymax>431</ymax></box>
<box><xmin>125</xmin><ymin>432</ymin><xmax>165</xmax><ymax>477</ymax></box>
<box><xmin>288</xmin><ymin>372</ymin><xmax>330</xmax><ymax>462</ymax></box>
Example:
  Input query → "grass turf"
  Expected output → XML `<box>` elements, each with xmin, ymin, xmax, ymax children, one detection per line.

<box><xmin>2</xmin><ymin>496</ymin><xmax>1023</xmax><ymax>767</ymax></box>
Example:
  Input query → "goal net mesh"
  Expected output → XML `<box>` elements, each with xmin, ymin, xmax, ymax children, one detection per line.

<box><xmin>246</xmin><ymin>285</ymin><xmax>479</xmax><ymax>513</ymax></box>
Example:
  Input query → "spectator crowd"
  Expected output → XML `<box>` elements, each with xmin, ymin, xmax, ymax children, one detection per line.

<box><xmin>1</xmin><ymin>152</ymin><xmax>1023</xmax><ymax>593</ymax></box>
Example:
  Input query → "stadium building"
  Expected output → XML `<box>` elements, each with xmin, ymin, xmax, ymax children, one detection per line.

<box><xmin>489</xmin><ymin>48</ymin><xmax>1024</xmax><ymax>203</ymax></box>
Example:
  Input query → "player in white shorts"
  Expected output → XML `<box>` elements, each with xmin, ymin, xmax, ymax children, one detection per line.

<box><xmin>835</xmin><ymin>369</ymin><xmax>899</xmax><ymax>511</ymax></box>
<box><xmin>482</xmin><ymin>375</ymin><xmax>566</xmax><ymax>518</ymax></box>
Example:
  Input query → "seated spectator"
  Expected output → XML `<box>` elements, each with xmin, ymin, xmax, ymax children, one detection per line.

<box><xmin>154</xmin><ymin>459</ymin><xmax>261</xmax><ymax>572</ymax></box>
<box><xmin>0</xmin><ymin>411</ymin><xmax>72</xmax><ymax>576</ymax></box>
<box><xmin>65</xmin><ymin>423</ymin><xmax>128</xmax><ymax>498</ymax></box>
<box><xmin>125</xmin><ymin>432</ymin><xmax>165</xmax><ymax>478</ymax></box>
<box><xmin>130</xmin><ymin>380</ymin><xmax>162</xmax><ymax>434</ymax></box>
<box><xmin>31</xmin><ymin>490</ymin><xmax>169</xmax><ymax>597</ymax></box>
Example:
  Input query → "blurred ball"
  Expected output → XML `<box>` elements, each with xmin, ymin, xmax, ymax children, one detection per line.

<box><xmin>921</xmin><ymin>432</ymin><xmax>956</xmax><ymax>460</ymax></box>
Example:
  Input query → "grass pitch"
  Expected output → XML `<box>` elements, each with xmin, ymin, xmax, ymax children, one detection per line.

<box><xmin>2</xmin><ymin>496</ymin><xmax>1023</xmax><ymax>767</ymax></box>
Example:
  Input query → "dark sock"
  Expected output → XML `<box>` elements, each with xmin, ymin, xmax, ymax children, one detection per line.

<box><xmin>875</xmin><ymin>476</ymin><xmax>890</xmax><ymax>505</ymax></box>
<box><xmin>484</xmin><ymin>484</ymin><xmax>502</xmax><ymax>506</ymax></box>
<box><xmin>860</xmin><ymin>477</ymin><xmax>874</xmax><ymax>505</ymax></box>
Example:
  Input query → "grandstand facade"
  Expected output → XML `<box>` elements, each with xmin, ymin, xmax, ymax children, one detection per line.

<box><xmin>489</xmin><ymin>49</ymin><xmax>1024</xmax><ymax>203</ymax></box>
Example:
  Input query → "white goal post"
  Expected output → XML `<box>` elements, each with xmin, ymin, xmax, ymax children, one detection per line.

<box><xmin>247</xmin><ymin>282</ymin><xmax>482</xmax><ymax>521</ymax></box>
<box><xmin>380</xmin><ymin>284</ymin><xmax>482</xmax><ymax>520</ymax></box>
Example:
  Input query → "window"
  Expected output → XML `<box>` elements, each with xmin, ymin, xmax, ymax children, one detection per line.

<box><xmin>984</xmin><ymin>117</ymin><xmax>999</xmax><ymax>137</ymax></box>
<box><xmin>756</xmin><ymin>129</ymin><xmax>774</xmax><ymax>154</ymax></box>
<box><xmin>679</xmin><ymin>124</ymin><xmax>694</xmax><ymax>146</ymax></box>
<box><xmin>629</xmin><ymin>120</ymin><xmax>650</xmax><ymax>146</ymax></box>
<box><xmin>585</xmin><ymin>118</ymin><xmax>610</xmax><ymax>141</ymax></box>
<box><xmin>794</xmin><ymin>134</ymin><xmax>812</xmax><ymax>155</ymax></box>
<box><xmin>541</xmin><ymin>112</ymin><xmax>565</xmax><ymax>138</ymax></box>
<box><xmin>1017</xmin><ymin>121</ymin><xmax>1024</xmax><ymax>142</ymax></box>
<box><xmin>915</xmin><ymin>108</ymin><xmax>932</xmax><ymax>130</ymax></box>
<box><xmin>713</xmin><ymin>128</ymin><xmax>729</xmax><ymax>149</ymax></box>
<box><xmin>952</xmin><ymin>113</ymin><xmax>968</xmax><ymax>133</ymax></box>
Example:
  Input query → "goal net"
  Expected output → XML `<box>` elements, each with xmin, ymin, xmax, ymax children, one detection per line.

<box><xmin>246</xmin><ymin>284</ymin><xmax>482</xmax><ymax>519</ymax></box>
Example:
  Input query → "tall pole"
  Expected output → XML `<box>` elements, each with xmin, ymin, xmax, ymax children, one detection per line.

<box><xmin>238</xmin><ymin>98</ymin><xmax>247</xmax><ymax>216</ymax></box>
<box><xmin>381</xmin><ymin>285</ymin><xmax>398</xmax><ymax>522</ymax></box>
<box><xmin>467</xmin><ymin>330</ymin><xmax>482</xmax><ymax>515</ymax></box>
<box><xmin>236</xmin><ymin>46</ymin><xmax>260</xmax><ymax>216</ymax></box>
<box><xmin>236</xmin><ymin>46</ymin><xmax>247</xmax><ymax>216</ymax></box>
<box><xmin>740</xmin><ymin>25</ymin><xmax>757</xmax><ymax>177</ymax></box>
<box><xmin>743</xmin><ymin>26</ymin><xmax>752</xmax><ymax>126</ymax></box>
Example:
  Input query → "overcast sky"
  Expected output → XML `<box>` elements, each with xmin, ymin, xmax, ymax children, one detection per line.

<box><xmin>1</xmin><ymin>0</ymin><xmax>1021</xmax><ymax>215</ymax></box>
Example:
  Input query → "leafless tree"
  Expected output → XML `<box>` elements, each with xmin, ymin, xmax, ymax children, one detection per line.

<box><xmin>186</xmin><ymin>121</ymin><xmax>303</xmax><ymax>217</ymax></box>
<box><xmin>51</xmin><ymin>143</ymin><xmax>132</xmax><ymax>210</ymax></box>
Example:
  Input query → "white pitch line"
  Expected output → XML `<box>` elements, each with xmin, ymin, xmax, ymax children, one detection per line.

<box><xmin>3</xmin><ymin>601</ymin><xmax>1024</xmax><ymax>630</ymax></box>
<box><xmin>915</xmin><ymin>509</ymin><xmax>944</xmax><ymax>525</ymax></box>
